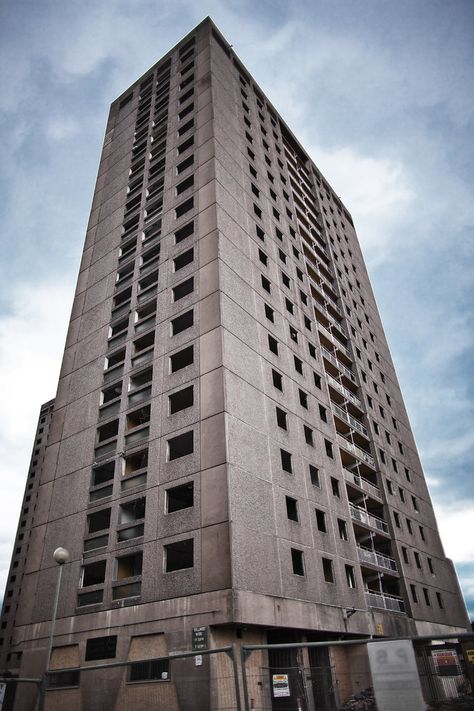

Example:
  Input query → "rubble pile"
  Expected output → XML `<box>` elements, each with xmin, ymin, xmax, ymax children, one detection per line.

<box><xmin>338</xmin><ymin>687</ymin><xmax>377</xmax><ymax>711</ymax></box>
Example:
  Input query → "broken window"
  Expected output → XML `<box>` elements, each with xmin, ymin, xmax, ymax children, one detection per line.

<box><xmin>81</xmin><ymin>561</ymin><xmax>106</xmax><ymax>587</ymax></box>
<box><xmin>291</xmin><ymin>548</ymin><xmax>304</xmax><ymax>576</ymax></box>
<box><xmin>171</xmin><ymin>310</ymin><xmax>193</xmax><ymax>335</ymax></box>
<box><xmin>166</xmin><ymin>482</ymin><xmax>194</xmax><ymax>513</ymax></box>
<box><xmin>280</xmin><ymin>449</ymin><xmax>292</xmax><ymax>473</ymax></box>
<box><xmin>115</xmin><ymin>552</ymin><xmax>143</xmax><ymax>580</ymax></box>
<box><xmin>169</xmin><ymin>386</ymin><xmax>194</xmax><ymax>414</ymax></box>
<box><xmin>173</xmin><ymin>277</ymin><xmax>194</xmax><ymax>301</ymax></box>
<box><xmin>322</xmin><ymin>558</ymin><xmax>334</xmax><ymax>583</ymax></box>
<box><xmin>170</xmin><ymin>345</ymin><xmax>194</xmax><ymax>372</ymax></box>
<box><xmin>165</xmin><ymin>539</ymin><xmax>194</xmax><ymax>571</ymax></box>
<box><xmin>286</xmin><ymin>496</ymin><xmax>298</xmax><ymax>522</ymax></box>
<box><xmin>168</xmin><ymin>431</ymin><xmax>194</xmax><ymax>460</ymax></box>
<box><xmin>87</xmin><ymin>509</ymin><xmax>111</xmax><ymax>534</ymax></box>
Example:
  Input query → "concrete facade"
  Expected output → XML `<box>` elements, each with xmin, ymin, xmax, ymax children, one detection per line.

<box><xmin>0</xmin><ymin>17</ymin><xmax>469</xmax><ymax>709</ymax></box>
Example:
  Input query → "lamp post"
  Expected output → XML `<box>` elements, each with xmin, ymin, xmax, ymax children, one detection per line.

<box><xmin>38</xmin><ymin>547</ymin><xmax>70</xmax><ymax>711</ymax></box>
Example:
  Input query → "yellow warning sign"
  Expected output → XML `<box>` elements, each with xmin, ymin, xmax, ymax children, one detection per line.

<box><xmin>376</xmin><ymin>623</ymin><xmax>384</xmax><ymax>635</ymax></box>
<box><xmin>467</xmin><ymin>649</ymin><xmax>474</xmax><ymax>665</ymax></box>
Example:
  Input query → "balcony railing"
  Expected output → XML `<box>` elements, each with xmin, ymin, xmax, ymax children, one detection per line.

<box><xmin>337</xmin><ymin>434</ymin><xmax>375</xmax><ymax>467</ymax></box>
<box><xmin>365</xmin><ymin>590</ymin><xmax>405</xmax><ymax>613</ymax></box>
<box><xmin>309</xmin><ymin>275</ymin><xmax>342</xmax><ymax>317</ymax></box>
<box><xmin>326</xmin><ymin>375</ymin><xmax>362</xmax><ymax>408</ymax></box>
<box><xmin>357</xmin><ymin>546</ymin><xmax>398</xmax><ymax>572</ymax></box>
<box><xmin>317</xmin><ymin>323</ymin><xmax>351</xmax><ymax>359</ymax></box>
<box><xmin>321</xmin><ymin>347</ymin><xmax>356</xmax><ymax>383</ymax></box>
<box><xmin>349</xmin><ymin>504</ymin><xmax>389</xmax><ymax>534</ymax></box>
<box><xmin>332</xmin><ymin>403</ymin><xmax>368</xmax><ymax>437</ymax></box>
<box><xmin>314</xmin><ymin>303</ymin><xmax>349</xmax><ymax>341</ymax></box>
<box><xmin>343</xmin><ymin>468</ymin><xmax>382</xmax><ymax>501</ymax></box>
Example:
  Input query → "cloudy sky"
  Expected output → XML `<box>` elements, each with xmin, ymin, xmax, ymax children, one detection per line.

<box><xmin>0</xmin><ymin>0</ymin><xmax>473</xmax><ymax>619</ymax></box>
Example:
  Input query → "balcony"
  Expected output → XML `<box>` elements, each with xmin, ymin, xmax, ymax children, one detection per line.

<box><xmin>365</xmin><ymin>590</ymin><xmax>405</xmax><ymax>613</ymax></box>
<box><xmin>350</xmin><ymin>504</ymin><xmax>389</xmax><ymax>534</ymax></box>
<box><xmin>321</xmin><ymin>347</ymin><xmax>356</xmax><ymax>384</ymax></box>
<box><xmin>332</xmin><ymin>403</ymin><xmax>368</xmax><ymax>437</ymax></box>
<box><xmin>317</xmin><ymin>323</ymin><xmax>351</xmax><ymax>359</ymax></box>
<box><xmin>357</xmin><ymin>546</ymin><xmax>398</xmax><ymax>573</ymax></box>
<box><xmin>309</xmin><ymin>276</ymin><xmax>343</xmax><ymax>317</ymax></box>
<box><xmin>343</xmin><ymin>468</ymin><xmax>382</xmax><ymax>501</ymax></box>
<box><xmin>337</xmin><ymin>433</ymin><xmax>375</xmax><ymax>467</ymax></box>
<box><xmin>305</xmin><ymin>258</ymin><xmax>336</xmax><ymax>296</ymax></box>
<box><xmin>327</xmin><ymin>375</ymin><xmax>362</xmax><ymax>408</ymax></box>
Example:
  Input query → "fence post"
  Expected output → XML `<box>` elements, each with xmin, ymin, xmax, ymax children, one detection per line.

<box><xmin>240</xmin><ymin>645</ymin><xmax>251</xmax><ymax>711</ymax></box>
<box><xmin>227</xmin><ymin>645</ymin><xmax>242</xmax><ymax>711</ymax></box>
<box><xmin>38</xmin><ymin>675</ymin><xmax>47</xmax><ymax>711</ymax></box>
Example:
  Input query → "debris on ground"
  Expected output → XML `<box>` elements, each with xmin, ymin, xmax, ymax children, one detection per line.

<box><xmin>339</xmin><ymin>687</ymin><xmax>377</xmax><ymax>711</ymax></box>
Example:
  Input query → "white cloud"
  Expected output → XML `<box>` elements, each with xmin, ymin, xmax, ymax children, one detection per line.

<box><xmin>435</xmin><ymin>502</ymin><xmax>474</xmax><ymax>565</ymax></box>
<box><xmin>0</xmin><ymin>277</ymin><xmax>73</xmax><ymax>593</ymax></box>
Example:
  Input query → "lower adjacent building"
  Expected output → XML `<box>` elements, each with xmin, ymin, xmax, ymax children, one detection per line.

<box><xmin>0</xmin><ymin>16</ymin><xmax>469</xmax><ymax>711</ymax></box>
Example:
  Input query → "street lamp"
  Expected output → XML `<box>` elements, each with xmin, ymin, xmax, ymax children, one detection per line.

<box><xmin>39</xmin><ymin>547</ymin><xmax>70</xmax><ymax>711</ymax></box>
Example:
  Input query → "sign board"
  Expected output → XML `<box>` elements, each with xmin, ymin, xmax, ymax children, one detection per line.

<box><xmin>376</xmin><ymin>623</ymin><xmax>384</xmax><ymax>635</ymax></box>
<box><xmin>466</xmin><ymin>649</ymin><xmax>474</xmax><ymax>666</ymax></box>
<box><xmin>368</xmin><ymin>640</ymin><xmax>425</xmax><ymax>711</ymax></box>
<box><xmin>192</xmin><ymin>626</ymin><xmax>208</xmax><ymax>651</ymax></box>
<box><xmin>432</xmin><ymin>649</ymin><xmax>460</xmax><ymax>676</ymax></box>
<box><xmin>272</xmin><ymin>674</ymin><xmax>290</xmax><ymax>698</ymax></box>
<box><xmin>195</xmin><ymin>654</ymin><xmax>203</xmax><ymax>667</ymax></box>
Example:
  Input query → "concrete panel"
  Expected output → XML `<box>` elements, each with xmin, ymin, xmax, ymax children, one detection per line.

<box><xmin>201</xmin><ymin>522</ymin><xmax>231</xmax><ymax>591</ymax></box>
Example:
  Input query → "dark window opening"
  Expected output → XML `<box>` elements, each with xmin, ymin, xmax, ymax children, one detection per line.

<box><xmin>87</xmin><ymin>509</ymin><xmax>111</xmax><ymax>534</ymax></box>
<box><xmin>325</xmin><ymin>439</ymin><xmax>333</xmax><ymax>458</ymax></box>
<box><xmin>272</xmin><ymin>369</ymin><xmax>283</xmax><ymax>391</ymax></box>
<box><xmin>309</xmin><ymin>465</ymin><xmax>320</xmax><ymax>487</ymax></box>
<box><xmin>174</xmin><ymin>248</ymin><xmax>194</xmax><ymax>271</ymax></box>
<box><xmin>173</xmin><ymin>277</ymin><xmax>194</xmax><ymax>301</ymax></box>
<box><xmin>169</xmin><ymin>385</ymin><xmax>194</xmax><ymax>414</ymax></box>
<box><xmin>91</xmin><ymin>462</ymin><xmax>115</xmax><ymax>487</ymax></box>
<box><xmin>82</xmin><ymin>560</ymin><xmax>106</xmax><ymax>587</ymax></box>
<box><xmin>167</xmin><ymin>482</ymin><xmax>194</xmax><ymax>513</ymax></box>
<box><xmin>286</xmin><ymin>496</ymin><xmax>299</xmax><ymax>522</ymax></box>
<box><xmin>165</xmin><ymin>538</ymin><xmax>194</xmax><ymax>571</ymax></box>
<box><xmin>129</xmin><ymin>659</ymin><xmax>170</xmax><ymax>682</ymax></box>
<box><xmin>280</xmin><ymin>449</ymin><xmax>292</xmax><ymax>473</ymax></box>
<box><xmin>268</xmin><ymin>335</ymin><xmax>278</xmax><ymax>355</ymax></box>
<box><xmin>315</xmin><ymin>509</ymin><xmax>327</xmax><ymax>533</ymax></box>
<box><xmin>291</xmin><ymin>548</ymin><xmax>304</xmax><ymax>576</ymax></box>
<box><xmin>322</xmin><ymin>557</ymin><xmax>334</xmax><ymax>583</ymax></box>
<box><xmin>170</xmin><ymin>345</ymin><xmax>194</xmax><ymax>372</ymax></box>
<box><xmin>175</xmin><ymin>221</ymin><xmax>194</xmax><ymax>243</ymax></box>
<box><xmin>276</xmin><ymin>407</ymin><xmax>287</xmax><ymax>429</ymax></box>
<box><xmin>85</xmin><ymin>636</ymin><xmax>117</xmax><ymax>661</ymax></box>
<box><xmin>172</xmin><ymin>310</ymin><xmax>194</xmax><ymax>335</ymax></box>
<box><xmin>168</xmin><ymin>431</ymin><xmax>194</xmax><ymax>460</ymax></box>
<box><xmin>338</xmin><ymin>518</ymin><xmax>348</xmax><ymax>541</ymax></box>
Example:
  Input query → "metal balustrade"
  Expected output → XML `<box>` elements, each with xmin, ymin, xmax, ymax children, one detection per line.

<box><xmin>349</xmin><ymin>504</ymin><xmax>388</xmax><ymax>533</ymax></box>
<box><xmin>337</xmin><ymin>433</ymin><xmax>375</xmax><ymax>467</ymax></box>
<box><xmin>326</xmin><ymin>375</ymin><xmax>362</xmax><ymax>408</ymax></box>
<box><xmin>321</xmin><ymin>347</ymin><xmax>356</xmax><ymax>383</ymax></box>
<box><xmin>332</xmin><ymin>402</ymin><xmax>368</xmax><ymax>437</ymax></box>
<box><xmin>365</xmin><ymin>590</ymin><xmax>405</xmax><ymax>613</ymax></box>
<box><xmin>357</xmin><ymin>546</ymin><xmax>398</xmax><ymax>572</ymax></box>
<box><xmin>343</xmin><ymin>468</ymin><xmax>381</xmax><ymax>500</ymax></box>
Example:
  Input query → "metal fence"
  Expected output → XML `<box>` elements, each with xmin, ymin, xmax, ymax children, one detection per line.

<box><xmin>240</xmin><ymin>634</ymin><xmax>474</xmax><ymax>711</ymax></box>
<box><xmin>0</xmin><ymin>645</ymin><xmax>241</xmax><ymax>711</ymax></box>
<box><xmin>2</xmin><ymin>634</ymin><xmax>474</xmax><ymax>710</ymax></box>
